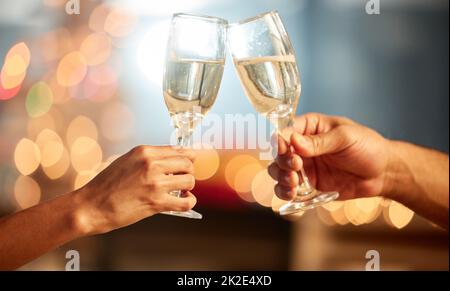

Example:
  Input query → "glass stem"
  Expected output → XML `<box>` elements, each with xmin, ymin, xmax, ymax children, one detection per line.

<box><xmin>276</xmin><ymin>117</ymin><xmax>314</xmax><ymax>195</ymax></box>
<box><xmin>171</xmin><ymin>127</ymin><xmax>192</xmax><ymax>198</ymax></box>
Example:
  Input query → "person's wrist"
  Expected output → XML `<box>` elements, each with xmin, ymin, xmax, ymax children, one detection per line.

<box><xmin>68</xmin><ymin>187</ymin><xmax>97</xmax><ymax>237</ymax></box>
<box><xmin>381</xmin><ymin>140</ymin><xmax>414</xmax><ymax>202</ymax></box>
<box><xmin>382</xmin><ymin>139</ymin><xmax>400</xmax><ymax>200</ymax></box>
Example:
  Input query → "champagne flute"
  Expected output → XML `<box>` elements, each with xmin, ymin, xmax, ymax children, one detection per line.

<box><xmin>228</xmin><ymin>11</ymin><xmax>339</xmax><ymax>215</ymax></box>
<box><xmin>161</xmin><ymin>13</ymin><xmax>227</xmax><ymax>219</ymax></box>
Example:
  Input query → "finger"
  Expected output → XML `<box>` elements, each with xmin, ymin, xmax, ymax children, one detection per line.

<box><xmin>135</xmin><ymin>145</ymin><xmax>196</xmax><ymax>161</ymax></box>
<box><xmin>293</xmin><ymin>113</ymin><xmax>352</xmax><ymax>135</ymax></box>
<box><xmin>290</xmin><ymin>127</ymin><xmax>354</xmax><ymax>157</ymax></box>
<box><xmin>267</xmin><ymin>162</ymin><xmax>281</xmax><ymax>180</ymax></box>
<box><xmin>152</xmin><ymin>156</ymin><xmax>194</xmax><ymax>174</ymax></box>
<box><xmin>277</xmin><ymin>134</ymin><xmax>289</xmax><ymax>155</ymax></box>
<box><xmin>268</xmin><ymin>162</ymin><xmax>300</xmax><ymax>187</ymax></box>
<box><xmin>162</xmin><ymin>191</ymin><xmax>197</xmax><ymax>212</ymax></box>
<box><xmin>164</xmin><ymin>174</ymin><xmax>196</xmax><ymax>191</ymax></box>
<box><xmin>276</xmin><ymin>152</ymin><xmax>303</xmax><ymax>171</ymax></box>
<box><xmin>274</xmin><ymin>184</ymin><xmax>296</xmax><ymax>200</ymax></box>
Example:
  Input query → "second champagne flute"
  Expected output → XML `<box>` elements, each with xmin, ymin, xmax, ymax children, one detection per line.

<box><xmin>228</xmin><ymin>11</ymin><xmax>339</xmax><ymax>215</ymax></box>
<box><xmin>161</xmin><ymin>13</ymin><xmax>228</xmax><ymax>219</ymax></box>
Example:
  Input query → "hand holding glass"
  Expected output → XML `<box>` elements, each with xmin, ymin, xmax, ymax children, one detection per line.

<box><xmin>228</xmin><ymin>11</ymin><xmax>339</xmax><ymax>215</ymax></box>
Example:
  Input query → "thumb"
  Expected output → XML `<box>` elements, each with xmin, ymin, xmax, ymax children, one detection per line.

<box><xmin>291</xmin><ymin>127</ymin><xmax>351</xmax><ymax>157</ymax></box>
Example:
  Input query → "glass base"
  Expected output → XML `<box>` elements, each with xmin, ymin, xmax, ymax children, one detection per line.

<box><xmin>160</xmin><ymin>209</ymin><xmax>203</xmax><ymax>219</ymax></box>
<box><xmin>279</xmin><ymin>190</ymin><xmax>339</xmax><ymax>216</ymax></box>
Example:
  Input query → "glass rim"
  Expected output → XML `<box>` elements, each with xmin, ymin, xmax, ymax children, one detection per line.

<box><xmin>172</xmin><ymin>13</ymin><xmax>228</xmax><ymax>24</ymax></box>
<box><xmin>228</xmin><ymin>10</ymin><xmax>279</xmax><ymax>28</ymax></box>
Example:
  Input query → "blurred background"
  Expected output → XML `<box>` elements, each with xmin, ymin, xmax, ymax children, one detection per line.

<box><xmin>0</xmin><ymin>0</ymin><xmax>448</xmax><ymax>270</ymax></box>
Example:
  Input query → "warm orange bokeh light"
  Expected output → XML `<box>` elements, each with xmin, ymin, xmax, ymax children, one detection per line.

<box><xmin>14</xmin><ymin>176</ymin><xmax>41</xmax><ymax>210</ymax></box>
<box><xmin>74</xmin><ymin>170</ymin><xmax>98</xmax><ymax>190</ymax></box>
<box><xmin>316</xmin><ymin>207</ymin><xmax>337</xmax><ymax>226</ymax></box>
<box><xmin>224</xmin><ymin>155</ymin><xmax>259</xmax><ymax>189</ymax></box>
<box><xmin>36</xmin><ymin>129</ymin><xmax>64</xmax><ymax>167</ymax></box>
<box><xmin>193</xmin><ymin>145</ymin><xmax>220</xmax><ymax>181</ymax></box>
<box><xmin>3</xmin><ymin>54</ymin><xmax>27</xmax><ymax>77</ymax></box>
<box><xmin>251</xmin><ymin>169</ymin><xmax>275</xmax><ymax>207</ymax></box>
<box><xmin>80</xmin><ymin>33</ymin><xmax>112</xmax><ymax>66</ymax></box>
<box><xmin>14</xmin><ymin>138</ymin><xmax>41</xmax><ymax>176</ymax></box>
<box><xmin>1</xmin><ymin>42</ymin><xmax>30</xmax><ymax>90</ymax></box>
<box><xmin>66</xmin><ymin>115</ymin><xmax>98</xmax><ymax>147</ymax></box>
<box><xmin>234</xmin><ymin>163</ymin><xmax>263</xmax><ymax>202</ymax></box>
<box><xmin>57</xmin><ymin>51</ymin><xmax>87</xmax><ymax>87</ymax></box>
<box><xmin>1</xmin><ymin>70</ymin><xmax>26</xmax><ymax>90</ymax></box>
<box><xmin>329</xmin><ymin>204</ymin><xmax>349</xmax><ymax>225</ymax></box>
<box><xmin>322</xmin><ymin>200</ymin><xmax>345</xmax><ymax>212</ymax></box>
<box><xmin>388</xmin><ymin>201</ymin><xmax>414</xmax><ymax>229</ymax></box>
<box><xmin>70</xmin><ymin>136</ymin><xmax>103</xmax><ymax>173</ymax></box>
<box><xmin>89</xmin><ymin>4</ymin><xmax>112</xmax><ymax>33</ymax></box>
<box><xmin>43</xmin><ymin>147</ymin><xmax>70</xmax><ymax>180</ymax></box>
<box><xmin>104</xmin><ymin>8</ymin><xmax>138</xmax><ymax>38</ymax></box>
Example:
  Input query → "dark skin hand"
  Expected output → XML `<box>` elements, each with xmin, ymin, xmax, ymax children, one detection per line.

<box><xmin>269</xmin><ymin>113</ymin><xmax>449</xmax><ymax>229</ymax></box>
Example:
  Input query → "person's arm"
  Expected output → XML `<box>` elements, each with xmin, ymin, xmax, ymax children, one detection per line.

<box><xmin>384</xmin><ymin>141</ymin><xmax>449</xmax><ymax>229</ymax></box>
<box><xmin>0</xmin><ymin>145</ymin><xmax>197</xmax><ymax>270</ymax></box>
<box><xmin>269</xmin><ymin>113</ymin><xmax>449</xmax><ymax>229</ymax></box>
<box><xmin>0</xmin><ymin>192</ymin><xmax>85</xmax><ymax>270</ymax></box>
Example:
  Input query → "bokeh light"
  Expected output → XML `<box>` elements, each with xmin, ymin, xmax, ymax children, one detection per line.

<box><xmin>329</xmin><ymin>203</ymin><xmax>349</xmax><ymax>225</ymax></box>
<box><xmin>26</xmin><ymin>82</ymin><xmax>54</xmax><ymax>118</ymax></box>
<box><xmin>42</xmin><ymin>147</ymin><xmax>70</xmax><ymax>180</ymax></box>
<box><xmin>316</xmin><ymin>207</ymin><xmax>336</xmax><ymax>226</ymax></box>
<box><xmin>1</xmin><ymin>42</ymin><xmax>30</xmax><ymax>91</ymax></box>
<box><xmin>193</xmin><ymin>145</ymin><xmax>220</xmax><ymax>180</ymax></box>
<box><xmin>80</xmin><ymin>33</ymin><xmax>112</xmax><ymax>66</ymax></box>
<box><xmin>3</xmin><ymin>54</ymin><xmax>27</xmax><ymax>77</ymax></box>
<box><xmin>104</xmin><ymin>7</ymin><xmax>138</xmax><ymax>38</ymax></box>
<box><xmin>14</xmin><ymin>176</ymin><xmax>41</xmax><ymax>210</ymax></box>
<box><xmin>234</xmin><ymin>163</ymin><xmax>263</xmax><ymax>202</ymax></box>
<box><xmin>89</xmin><ymin>4</ymin><xmax>112</xmax><ymax>33</ymax></box>
<box><xmin>70</xmin><ymin>136</ymin><xmax>103</xmax><ymax>173</ymax></box>
<box><xmin>57</xmin><ymin>51</ymin><xmax>87</xmax><ymax>87</ymax></box>
<box><xmin>35</xmin><ymin>129</ymin><xmax>64</xmax><ymax>167</ymax></box>
<box><xmin>14</xmin><ymin>138</ymin><xmax>41</xmax><ymax>176</ymax></box>
<box><xmin>66</xmin><ymin>115</ymin><xmax>98</xmax><ymax>147</ymax></box>
<box><xmin>224</xmin><ymin>155</ymin><xmax>259</xmax><ymax>188</ymax></box>
<box><xmin>251</xmin><ymin>169</ymin><xmax>275</xmax><ymax>207</ymax></box>
<box><xmin>0</xmin><ymin>83</ymin><xmax>21</xmax><ymax>101</ymax></box>
<box><xmin>74</xmin><ymin>170</ymin><xmax>98</xmax><ymax>190</ymax></box>
<box><xmin>388</xmin><ymin>201</ymin><xmax>414</xmax><ymax>229</ymax></box>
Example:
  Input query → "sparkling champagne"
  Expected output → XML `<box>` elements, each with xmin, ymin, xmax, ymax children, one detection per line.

<box><xmin>234</xmin><ymin>55</ymin><xmax>300</xmax><ymax>128</ymax></box>
<box><xmin>164</xmin><ymin>58</ymin><xmax>224</xmax><ymax>131</ymax></box>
